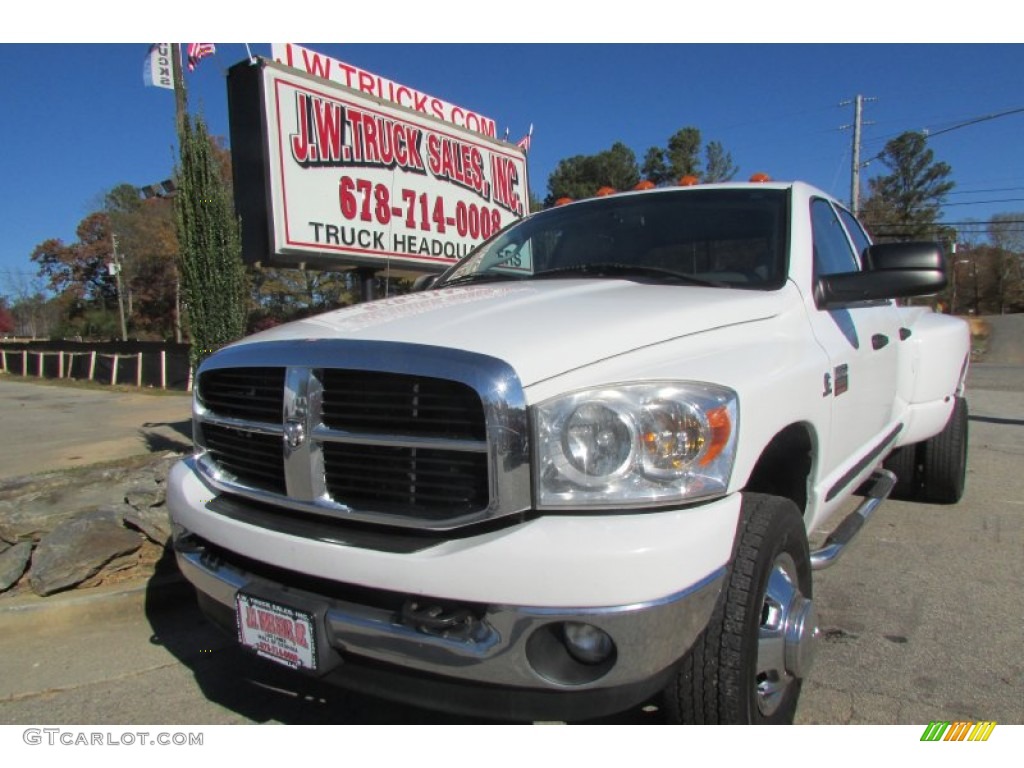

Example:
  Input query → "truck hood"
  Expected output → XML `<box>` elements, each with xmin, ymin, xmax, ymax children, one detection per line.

<box><xmin>238</xmin><ymin>280</ymin><xmax>787</xmax><ymax>386</ymax></box>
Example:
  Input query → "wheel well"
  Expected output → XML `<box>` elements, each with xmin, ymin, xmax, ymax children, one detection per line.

<box><xmin>744</xmin><ymin>424</ymin><xmax>813</xmax><ymax>514</ymax></box>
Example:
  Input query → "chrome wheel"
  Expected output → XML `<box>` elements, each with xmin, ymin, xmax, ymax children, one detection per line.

<box><xmin>663</xmin><ymin>493</ymin><xmax>814</xmax><ymax>724</ymax></box>
<box><xmin>755</xmin><ymin>552</ymin><xmax>817</xmax><ymax>717</ymax></box>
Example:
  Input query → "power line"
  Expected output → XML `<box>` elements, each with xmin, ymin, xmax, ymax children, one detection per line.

<box><xmin>940</xmin><ymin>198</ymin><xmax>1024</xmax><ymax>208</ymax></box>
<box><xmin>923</xmin><ymin>107</ymin><xmax>1024</xmax><ymax>140</ymax></box>
<box><xmin>947</xmin><ymin>186</ymin><xmax>1024</xmax><ymax>196</ymax></box>
<box><xmin>862</xmin><ymin>105</ymin><xmax>1024</xmax><ymax>167</ymax></box>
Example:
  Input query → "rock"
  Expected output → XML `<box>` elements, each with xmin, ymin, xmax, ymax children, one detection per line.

<box><xmin>28</xmin><ymin>513</ymin><xmax>143</xmax><ymax>596</ymax></box>
<box><xmin>0</xmin><ymin>477</ymin><xmax>156</xmax><ymax>542</ymax></box>
<box><xmin>91</xmin><ymin>504</ymin><xmax>133</xmax><ymax>526</ymax></box>
<box><xmin>0</xmin><ymin>485</ymin><xmax>133</xmax><ymax>543</ymax></box>
<box><xmin>125</xmin><ymin>484</ymin><xmax>166</xmax><ymax>511</ymax></box>
<box><xmin>0</xmin><ymin>452</ymin><xmax>181</xmax><ymax>596</ymax></box>
<box><xmin>124</xmin><ymin>506</ymin><xmax>173</xmax><ymax>547</ymax></box>
<box><xmin>0</xmin><ymin>541</ymin><xmax>33</xmax><ymax>592</ymax></box>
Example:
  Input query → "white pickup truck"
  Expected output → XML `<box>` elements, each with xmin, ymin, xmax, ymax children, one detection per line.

<box><xmin>167</xmin><ymin>180</ymin><xmax>970</xmax><ymax>724</ymax></box>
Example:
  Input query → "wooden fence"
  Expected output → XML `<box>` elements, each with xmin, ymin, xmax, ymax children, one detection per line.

<box><xmin>0</xmin><ymin>341</ymin><xmax>192</xmax><ymax>391</ymax></box>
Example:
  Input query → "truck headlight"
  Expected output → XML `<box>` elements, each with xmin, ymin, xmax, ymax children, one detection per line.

<box><xmin>534</xmin><ymin>383</ymin><xmax>738</xmax><ymax>508</ymax></box>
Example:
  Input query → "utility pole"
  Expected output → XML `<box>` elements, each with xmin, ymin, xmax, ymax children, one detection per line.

<box><xmin>840</xmin><ymin>95</ymin><xmax>874</xmax><ymax>215</ymax></box>
<box><xmin>850</xmin><ymin>95</ymin><xmax>863</xmax><ymax>215</ymax></box>
<box><xmin>111</xmin><ymin>234</ymin><xmax>128</xmax><ymax>341</ymax></box>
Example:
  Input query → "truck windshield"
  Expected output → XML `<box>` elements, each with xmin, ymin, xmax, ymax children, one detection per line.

<box><xmin>437</xmin><ymin>188</ymin><xmax>789</xmax><ymax>290</ymax></box>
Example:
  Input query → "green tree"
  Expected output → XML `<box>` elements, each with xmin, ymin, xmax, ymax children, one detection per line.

<box><xmin>641</xmin><ymin>146</ymin><xmax>670</xmax><ymax>186</ymax></box>
<box><xmin>703</xmin><ymin>140</ymin><xmax>739</xmax><ymax>183</ymax></box>
<box><xmin>546</xmin><ymin>141</ymin><xmax>640</xmax><ymax>203</ymax></box>
<box><xmin>665</xmin><ymin>127</ymin><xmax>702</xmax><ymax>179</ymax></box>
<box><xmin>640</xmin><ymin>128</ymin><xmax>738</xmax><ymax>186</ymax></box>
<box><xmin>547</xmin><ymin>128</ymin><xmax>738</xmax><ymax>201</ymax></box>
<box><xmin>174</xmin><ymin>112</ymin><xmax>249</xmax><ymax>369</ymax></box>
<box><xmin>642</xmin><ymin>127</ymin><xmax>702</xmax><ymax>185</ymax></box>
<box><xmin>859</xmin><ymin>131</ymin><xmax>955</xmax><ymax>242</ymax></box>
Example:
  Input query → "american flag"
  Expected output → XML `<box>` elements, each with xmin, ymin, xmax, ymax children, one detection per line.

<box><xmin>516</xmin><ymin>124</ymin><xmax>533</xmax><ymax>154</ymax></box>
<box><xmin>187</xmin><ymin>43</ymin><xmax>216</xmax><ymax>72</ymax></box>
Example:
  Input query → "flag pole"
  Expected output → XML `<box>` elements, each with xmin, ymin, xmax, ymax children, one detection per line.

<box><xmin>172</xmin><ymin>43</ymin><xmax>188</xmax><ymax>137</ymax></box>
<box><xmin>171</xmin><ymin>44</ymin><xmax>187</xmax><ymax>345</ymax></box>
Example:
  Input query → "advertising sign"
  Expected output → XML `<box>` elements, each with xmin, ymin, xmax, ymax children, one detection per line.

<box><xmin>271</xmin><ymin>43</ymin><xmax>497</xmax><ymax>138</ymax></box>
<box><xmin>228</xmin><ymin>57</ymin><xmax>529</xmax><ymax>274</ymax></box>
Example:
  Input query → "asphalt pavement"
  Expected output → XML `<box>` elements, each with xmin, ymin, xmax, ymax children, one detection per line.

<box><xmin>0</xmin><ymin>363</ymin><xmax>1020</xmax><ymax>725</ymax></box>
<box><xmin>0</xmin><ymin>380</ymin><xmax>191</xmax><ymax>480</ymax></box>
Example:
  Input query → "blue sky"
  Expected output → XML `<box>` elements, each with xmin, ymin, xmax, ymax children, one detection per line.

<box><xmin>1</xmin><ymin>14</ymin><xmax>1022</xmax><ymax>292</ymax></box>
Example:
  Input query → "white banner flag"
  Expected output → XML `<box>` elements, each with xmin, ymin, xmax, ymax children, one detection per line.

<box><xmin>143</xmin><ymin>43</ymin><xmax>174</xmax><ymax>90</ymax></box>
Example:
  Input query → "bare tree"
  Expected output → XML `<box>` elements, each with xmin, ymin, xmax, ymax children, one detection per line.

<box><xmin>1</xmin><ymin>269</ymin><xmax>58</xmax><ymax>338</ymax></box>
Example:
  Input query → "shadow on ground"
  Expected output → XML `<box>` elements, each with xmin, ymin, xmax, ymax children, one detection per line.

<box><xmin>141</xmin><ymin>549</ymin><xmax>664</xmax><ymax>725</ymax></box>
<box><xmin>140</xmin><ymin>420</ymin><xmax>193</xmax><ymax>453</ymax></box>
<box><xmin>969</xmin><ymin>414</ymin><xmax>1024</xmax><ymax>427</ymax></box>
<box><xmin>141</xmin><ymin>549</ymin><xmax>501</xmax><ymax>724</ymax></box>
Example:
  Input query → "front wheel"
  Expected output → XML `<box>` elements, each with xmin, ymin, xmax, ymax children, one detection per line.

<box><xmin>664</xmin><ymin>494</ymin><xmax>816</xmax><ymax>724</ymax></box>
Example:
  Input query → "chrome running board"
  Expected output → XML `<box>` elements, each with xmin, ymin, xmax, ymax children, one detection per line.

<box><xmin>810</xmin><ymin>469</ymin><xmax>897</xmax><ymax>570</ymax></box>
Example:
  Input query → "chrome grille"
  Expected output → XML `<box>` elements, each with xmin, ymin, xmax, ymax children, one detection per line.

<box><xmin>322</xmin><ymin>443</ymin><xmax>488</xmax><ymax>519</ymax></box>
<box><xmin>198</xmin><ymin>367</ymin><xmax>285</xmax><ymax>422</ymax></box>
<box><xmin>201</xmin><ymin>423</ymin><xmax>286</xmax><ymax>495</ymax></box>
<box><xmin>321</xmin><ymin>370</ymin><xmax>485</xmax><ymax>440</ymax></box>
<box><xmin>192</xmin><ymin>340</ymin><xmax>530</xmax><ymax>531</ymax></box>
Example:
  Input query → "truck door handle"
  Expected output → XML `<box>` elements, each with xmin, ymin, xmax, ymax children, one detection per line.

<box><xmin>872</xmin><ymin>334</ymin><xmax>889</xmax><ymax>350</ymax></box>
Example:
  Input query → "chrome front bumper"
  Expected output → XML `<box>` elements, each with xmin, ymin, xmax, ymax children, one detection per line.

<box><xmin>174</xmin><ymin>530</ymin><xmax>725</xmax><ymax>704</ymax></box>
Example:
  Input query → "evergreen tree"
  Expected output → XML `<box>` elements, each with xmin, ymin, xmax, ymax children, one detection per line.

<box><xmin>545</xmin><ymin>142</ymin><xmax>639</xmax><ymax>203</ymax></box>
<box><xmin>641</xmin><ymin>147</ymin><xmax>670</xmax><ymax>186</ymax></box>
<box><xmin>174</xmin><ymin>112</ymin><xmax>248</xmax><ymax>369</ymax></box>
<box><xmin>665</xmin><ymin>127</ymin><xmax>702</xmax><ymax>179</ymax></box>
<box><xmin>703</xmin><ymin>141</ymin><xmax>739</xmax><ymax>183</ymax></box>
<box><xmin>859</xmin><ymin>131</ymin><xmax>954</xmax><ymax>242</ymax></box>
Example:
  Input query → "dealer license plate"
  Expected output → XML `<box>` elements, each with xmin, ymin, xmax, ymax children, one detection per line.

<box><xmin>236</xmin><ymin>593</ymin><xmax>318</xmax><ymax>671</ymax></box>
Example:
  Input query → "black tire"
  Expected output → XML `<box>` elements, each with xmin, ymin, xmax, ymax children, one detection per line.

<box><xmin>919</xmin><ymin>396</ymin><xmax>968</xmax><ymax>504</ymax></box>
<box><xmin>663</xmin><ymin>494</ymin><xmax>815</xmax><ymax>724</ymax></box>
<box><xmin>883</xmin><ymin>443</ymin><xmax>921</xmax><ymax>500</ymax></box>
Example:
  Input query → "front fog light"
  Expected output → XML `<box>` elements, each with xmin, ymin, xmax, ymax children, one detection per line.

<box><xmin>562</xmin><ymin>622</ymin><xmax>614</xmax><ymax>665</ymax></box>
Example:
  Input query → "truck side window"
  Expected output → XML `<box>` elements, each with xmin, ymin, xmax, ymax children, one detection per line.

<box><xmin>811</xmin><ymin>198</ymin><xmax>860</xmax><ymax>276</ymax></box>
<box><xmin>835</xmin><ymin>206</ymin><xmax>873</xmax><ymax>267</ymax></box>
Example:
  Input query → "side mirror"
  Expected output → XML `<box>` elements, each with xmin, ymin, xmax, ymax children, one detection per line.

<box><xmin>412</xmin><ymin>274</ymin><xmax>438</xmax><ymax>292</ymax></box>
<box><xmin>863</xmin><ymin>241</ymin><xmax>945</xmax><ymax>272</ymax></box>
<box><xmin>816</xmin><ymin>242</ymin><xmax>947</xmax><ymax>307</ymax></box>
